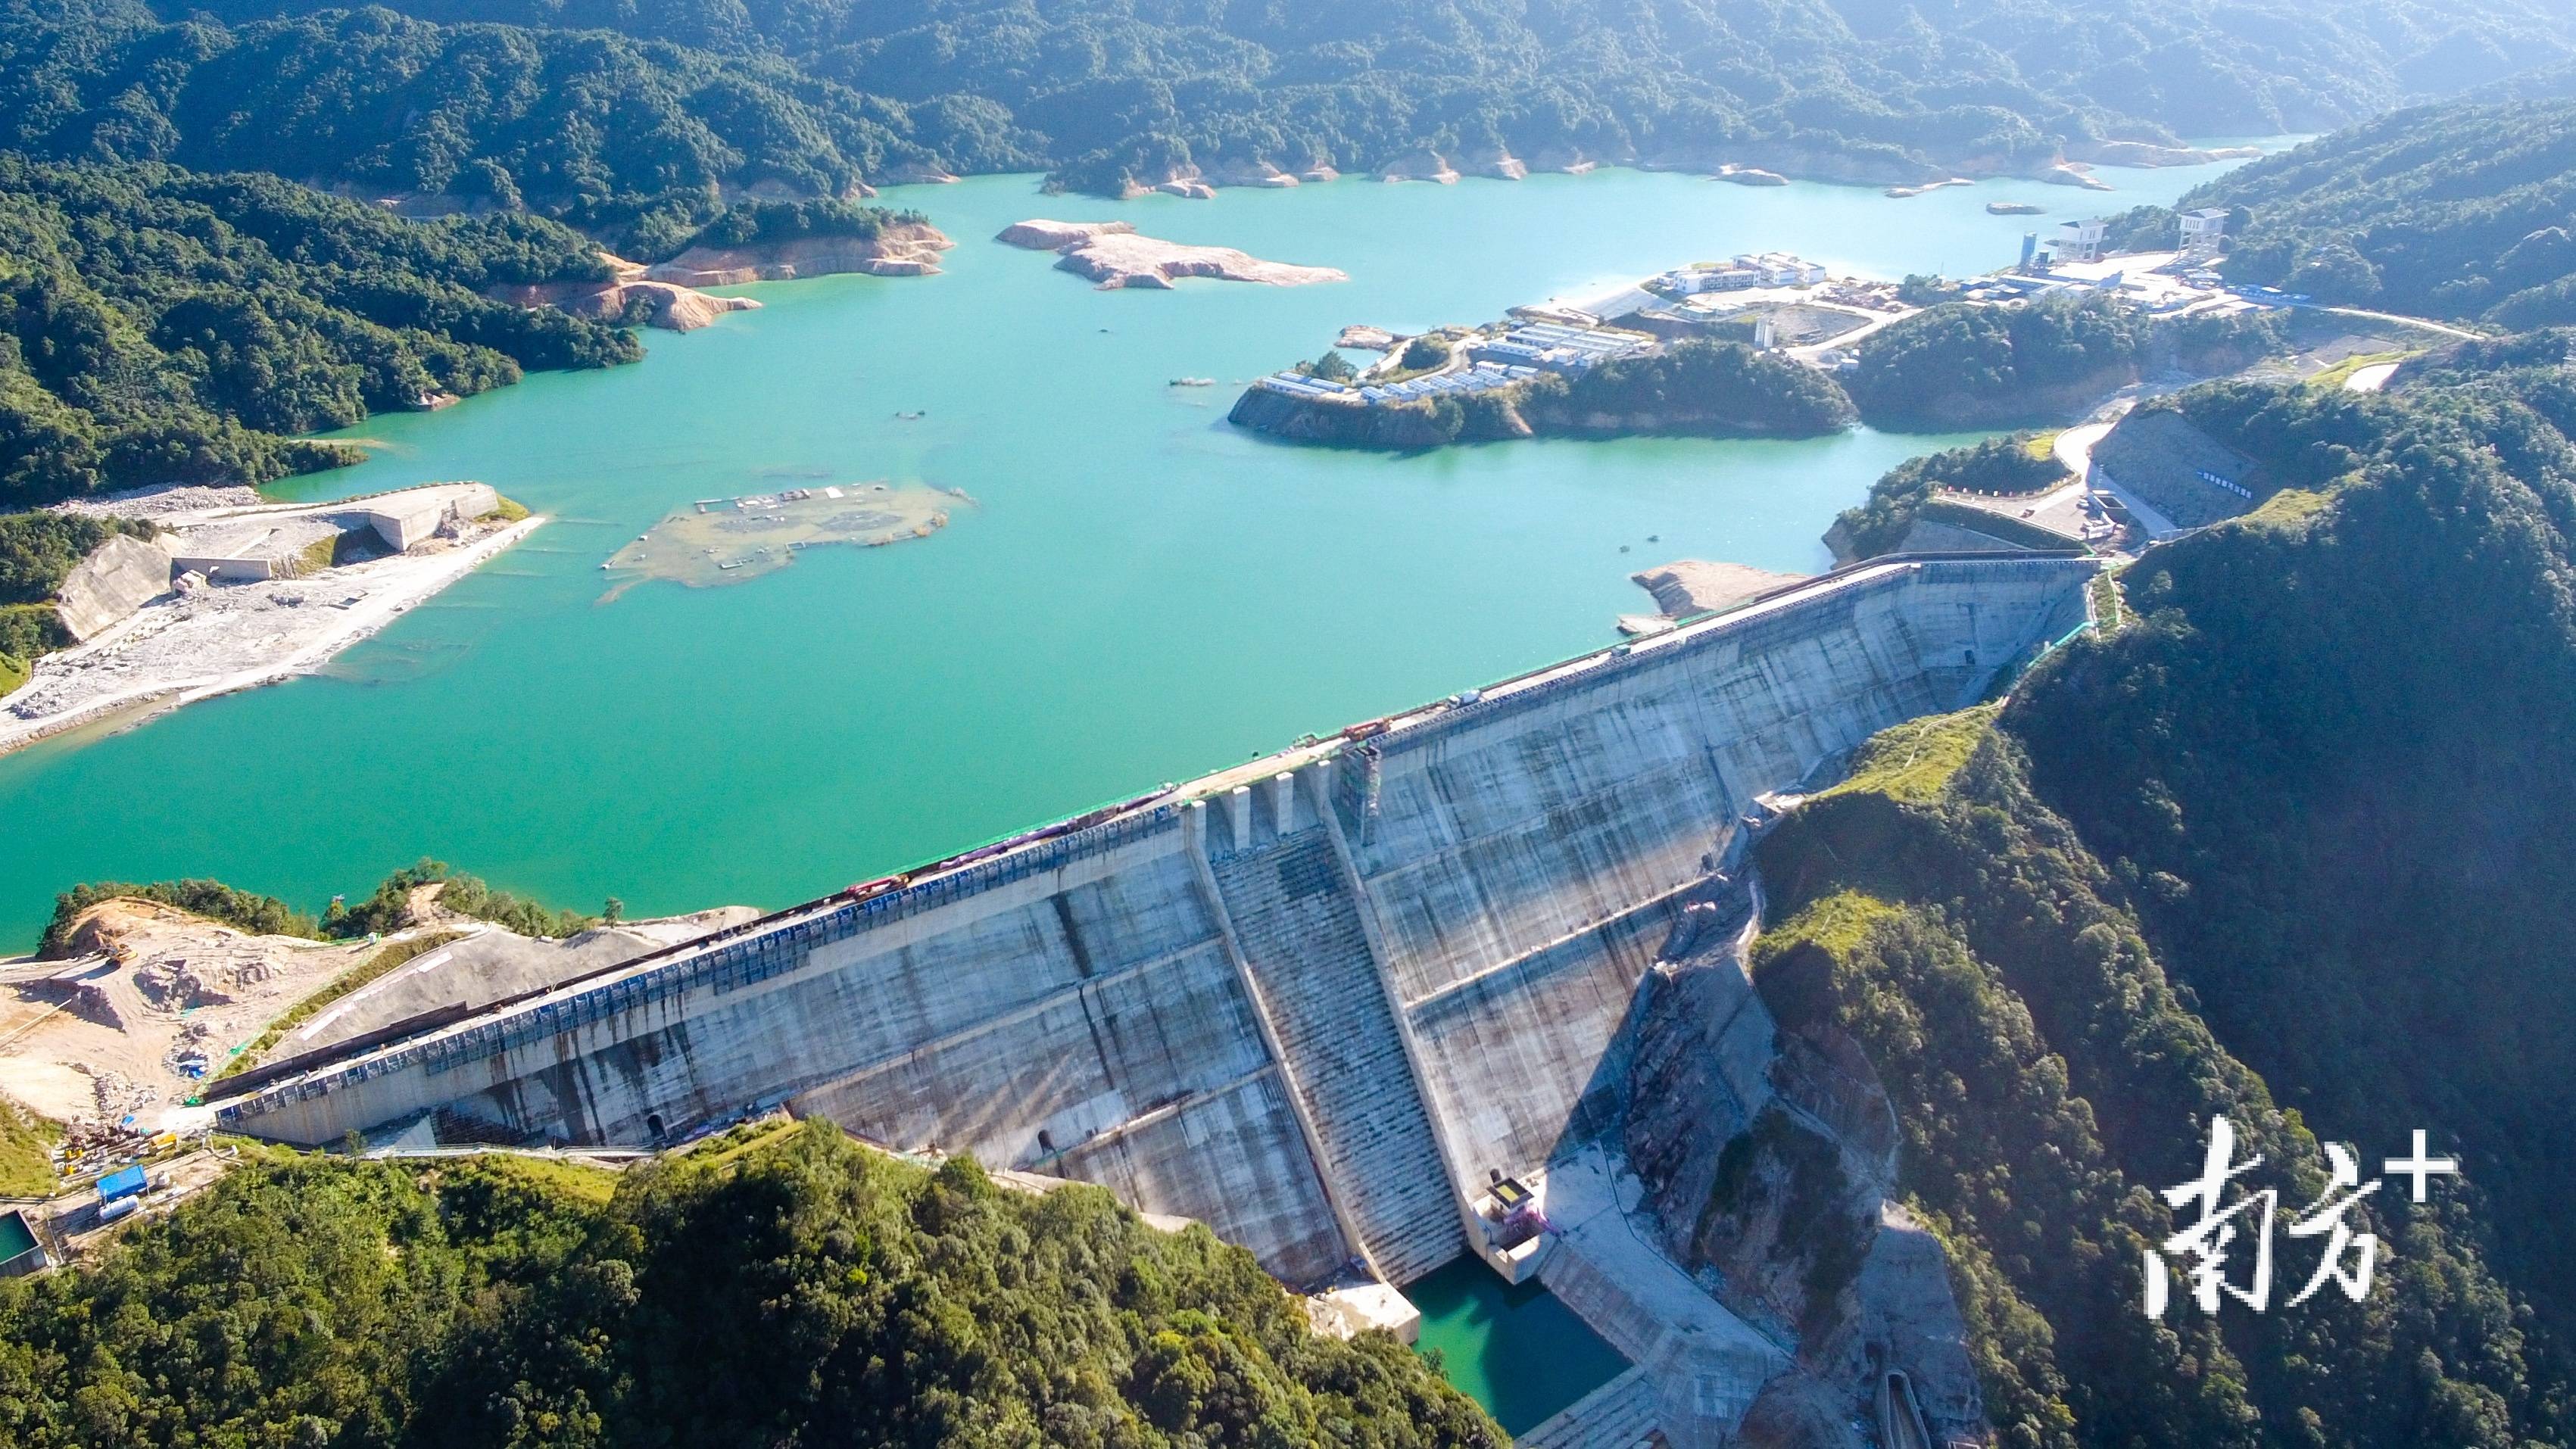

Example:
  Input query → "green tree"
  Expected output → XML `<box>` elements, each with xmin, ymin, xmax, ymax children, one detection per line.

<box><xmin>1399</xmin><ymin>335</ymin><xmax>1450</xmax><ymax>371</ymax></box>
<box><xmin>2181</xmin><ymin>99</ymin><xmax>2576</xmax><ymax>321</ymax></box>
<box><xmin>0</xmin><ymin>154</ymin><xmax>643</xmax><ymax>506</ymax></box>
<box><xmin>0</xmin><ymin>1124</ymin><xmax>1505</xmax><ymax>1447</ymax></box>
<box><xmin>1304</xmin><ymin>349</ymin><xmax>1356</xmax><ymax>382</ymax></box>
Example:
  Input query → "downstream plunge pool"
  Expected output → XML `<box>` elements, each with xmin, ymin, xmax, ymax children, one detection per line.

<box><xmin>1408</xmin><ymin>1256</ymin><xmax>1629</xmax><ymax>1435</ymax></box>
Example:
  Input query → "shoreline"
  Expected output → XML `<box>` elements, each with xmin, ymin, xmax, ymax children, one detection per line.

<box><xmin>1046</xmin><ymin>135</ymin><xmax>2280</xmax><ymax>201</ymax></box>
<box><xmin>0</xmin><ymin>516</ymin><xmax>545</xmax><ymax>761</ymax></box>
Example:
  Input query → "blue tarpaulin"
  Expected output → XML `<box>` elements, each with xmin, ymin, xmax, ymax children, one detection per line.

<box><xmin>95</xmin><ymin>1164</ymin><xmax>147</xmax><ymax>1202</ymax></box>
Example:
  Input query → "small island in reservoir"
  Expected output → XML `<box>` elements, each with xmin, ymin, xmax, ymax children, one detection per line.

<box><xmin>1229</xmin><ymin>251</ymin><xmax>1884</xmax><ymax>448</ymax></box>
<box><xmin>998</xmin><ymin>219</ymin><xmax>1345</xmax><ymax>289</ymax></box>
<box><xmin>602</xmin><ymin>484</ymin><xmax>965</xmax><ymax>597</ymax></box>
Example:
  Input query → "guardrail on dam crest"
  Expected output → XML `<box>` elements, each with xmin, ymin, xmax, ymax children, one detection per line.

<box><xmin>217</xmin><ymin>554</ymin><xmax>2096</xmax><ymax>1289</ymax></box>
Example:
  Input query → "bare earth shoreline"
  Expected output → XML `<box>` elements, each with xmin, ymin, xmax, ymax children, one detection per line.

<box><xmin>0</xmin><ymin>516</ymin><xmax>544</xmax><ymax>759</ymax></box>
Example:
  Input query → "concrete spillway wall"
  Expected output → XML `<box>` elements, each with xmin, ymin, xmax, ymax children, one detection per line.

<box><xmin>218</xmin><ymin>554</ymin><xmax>2094</xmax><ymax>1287</ymax></box>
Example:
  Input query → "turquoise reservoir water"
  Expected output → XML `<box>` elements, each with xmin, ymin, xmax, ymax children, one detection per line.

<box><xmin>0</xmin><ymin>158</ymin><xmax>2263</xmax><ymax>947</ymax></box>
<box><xmin>1409</xmin><ymin>1255</ymin><xmax>1629</xmax><ymax>1434</ymax></box>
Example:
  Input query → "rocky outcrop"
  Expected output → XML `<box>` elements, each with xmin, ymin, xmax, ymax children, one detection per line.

<box><xmin>2036</xmin><ymin>162</ymin><xmax>2116</xmax><ymax>191</ymax></box>
<box><xmin>1205</xmin><ymin>158</ymin><xmax>1300</xmax><ymax>189</ymax></box>
<box><xmin>1817</xmin><ymin>1207</ymin><xmax>1988</xmax><ymax>1444</ymax></box>
<box><xmin>1718</xmin><ymin>165</ymin><xmax>1790</xmax><ymax>186</ymax></box>
<box><xmin>357</xmin><ymin>189</ymin><xmax>491</xmax><ymax>220</ymax></box>
<box><xmin>1003</xmin><ymin>218</ymin><xmax>1339</xmax><ymax>288</ymax></box>
<box><xmin>1823</xmin><ymin>516</ymin><xmax>1862</xmax><ymax>565</ymax></box>
<box><xmin>1378</xmin><ymin>149</ymin><xmax>1461</xmax><ymax>183</ymax></box>
<box><xmin>642</xmin><ymin>223</ymin><xmax>954</xmax><ymax>285</ymax></box>
<box><xmin>1227</xmin><ymin>387</ymin><xmax>1455</xmax><ymax>446</ymax></box>
<box><xmin>996</xmin><ymin>219</ymin><xmax>1136</xmax><ymax>250</ymax></box>
<box><xmin>1458</xmin><ymin>145</ymin><xmax>1528</xmax><ymax>180</ymax></box>
<box><xmin>1529</xmin><ymin>145</ymin><xmax>1600</xmax><ymax>174</ymax></box>
<box><xmin>1737</xmin><ymin>1372</ymin><xmax>1866</xmax><ymax>1448</ymax></box>
<box><xmin>622</xmin><ymin>282</ymin><xmax>760</xmax><ymax>330</ymax></box>
<box><xmin>1115</xmin><ymin>166</ymin><xmax>1224</xmax><ymax>198</ymax></box>
<box><xmin>56</xmin><ymin>534</ymin><xmax>174</xmax><ymax>643</ymax></box>
<box><xmin>1333</xmin><ymin>325</ymin><xmax>1401</xmax><ymax>351</ymax></box>
<box><xmin>1617</xmin><ymin>910</ymin><xmax>1989</xmax><ymax>1449</ymax></box>
<box><xmin>1623</xmin><ymin>937</ymin><xmax>1776</xmax><ymax>1260</ymax></box>
<box><xmin>1985</xmin><ymin>201</ymin><xmax>2046</xmax><ymax>215</ymax></box>
<box><xmin>878</xmin><ymin>162</ymin><xmax>960</xmax><ymax>185</ymax></box>
<box><xmin>1040</xmin><ymin>230</ymin><xmax>1345</xmax><ymax>288</ymax></box>
<box><xmin>485</xmin><ymin>272</ymin><xmax>761</xmax><ymax>332</ymax></box>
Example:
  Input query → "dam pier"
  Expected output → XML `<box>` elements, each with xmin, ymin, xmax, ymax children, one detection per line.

<box><xmin>213</xmin><ymin>553</ymin><xmax>2096</xmax><ymax>1443</ymax></box>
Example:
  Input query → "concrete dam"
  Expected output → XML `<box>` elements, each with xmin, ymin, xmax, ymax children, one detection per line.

<box><xmin>216</xmin><ymin>554</ymin><xmax>2093</xmax><ymax>1304</ymax></box>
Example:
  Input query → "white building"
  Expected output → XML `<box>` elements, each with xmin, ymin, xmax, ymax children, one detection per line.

<box><xmin>2180</xmin><ymin>207</ymin><xmax>2229</xmax><ymax>257</ymax></box>
<box><xmin>1661</xmin><ymin>265</ymin><xmax>1766</xmax><ymax>294</ymax></box>
<box><xmin>2051</xmin><ymin>218</ymin><xmax>2109</xmax><ymax>264</ymax></box>
<box><xmin>1732</xmin><ymin>252</ymin><xmax>1826</xmax><ymax>285</ymax></box>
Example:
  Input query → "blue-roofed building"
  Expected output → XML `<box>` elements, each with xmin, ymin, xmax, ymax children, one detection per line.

<box><xmin>95</xmin><ymin>1164</ymin><xmax>147</xmax><ymax>1203</ymax></box>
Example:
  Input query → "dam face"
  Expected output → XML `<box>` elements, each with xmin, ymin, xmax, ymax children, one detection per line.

<box><xmin>219</xmin><ymin>556</ymin><xmax>2093</xmax><ymax>1288</ymax></box>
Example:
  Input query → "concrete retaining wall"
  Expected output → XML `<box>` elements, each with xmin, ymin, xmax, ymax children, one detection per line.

<box><xmin>362</xmin><ymin>482</ymin><xmax>498</xmax><ymax>551</ymax></box>
<box><xmin>55</xmin><ymin>534</ymin><xmax>172</xmax><ymax>642</ymax></box>
<box><xmin>217</xmin><ymin>555</ymin><xmax>2094</xmax><ymax>1289</ymax></box>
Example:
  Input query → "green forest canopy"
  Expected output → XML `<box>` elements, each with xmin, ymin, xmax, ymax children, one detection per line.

<box><xmin>0</xmin><ymin>1122</ymin><xmax>1505</xmax><ymax>1447</ymax></box>
<box><xmin>0</xmin><ymin>155</ymin><xmax>639</xmax><ymax>507</ymax></box>
<box><xmin>2004</xmin><ymin>338</ymin><xmax>2576</xmax><ymax>1341</ymax></box>
<box><xmin>1757</xmin><ymin>334</ymin><xmax>2576</xmax><ymax>1444</ymax></box>
<box><xmin>1842</xmin><ymin>293</ymin><xmax>2285</xmax><ymax>430</ymax></box>
<box><xmin>1753</xmin><ymin>717</ymin><xmax>2559</xmax><ymax>1447</ymax></box>
<box><xmin>58</xmin><ymin>0</ymin><xmax>2576</xmax><ymax>195</ymax></box>
<box><xmin>40</xmin><ymin>856</ymin><xmax>599</xmax><ymax>953</ymax></box>
<box><xmin>2</xmin><ymin>0</ymin><xmax>931</xmax><ymax>254</ymax></box>
<box><xmin>2181</xmin><ymin>98</ymin><xmax>2576</xmax><ymax>326</ymax></box>
<box><xmin>0</xmin><ymin>511</ymin><xmax>150</xmax><ymax>603</ymax></box>
<box><xmin>1826</xmin><ymin>432</ymin><xmax>2069</xmax><ymax>557</ymax></box>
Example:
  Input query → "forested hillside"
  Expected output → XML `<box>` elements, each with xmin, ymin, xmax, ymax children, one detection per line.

<box><xmin>1752</xmin><ymin>335</ymin><xmax>2576</xmax><ymax>1444</ymax></box>
<box><xmin>1844</xmin><ymin>294</ymin><xmax>2284</xmax><ymax>429</ymax></box>
<box><xmin>1754</xmin><ymin>712</ymin><xmax>2562</xmax><ymax>1447</ymax></box>
<box><xmin>2006</xmin><ymin>340</ymin><xmax>2576</xmax><ymax>1332</ymax></box>
<box><xmin>1823</xmin><ymin>433</ymin><xmax>2067</xmax><ymax>556</ymax></box>
<box><xmin>0</xmin><ymin>0</ymin><xmax>947</xmax><ymax>254</ymax></box>
<box><xmin>0</xmin><ymin>1122</ymin><xmax>1502</xmax><ymax>1446</ymax></box>
<box><xmin>133</xmin><ymin>0</ymin><xmax>2576</xmax><ymax>193</ymax></box>
<box><xmin>2181</xmin><ymin>98</ymin><xmax>2576</xmax><ymax>326</ymax></box>
<box><xmin>0</xmin><ymin>155</ymin><xmax>637</xmax><ymax>506</ymax></box>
